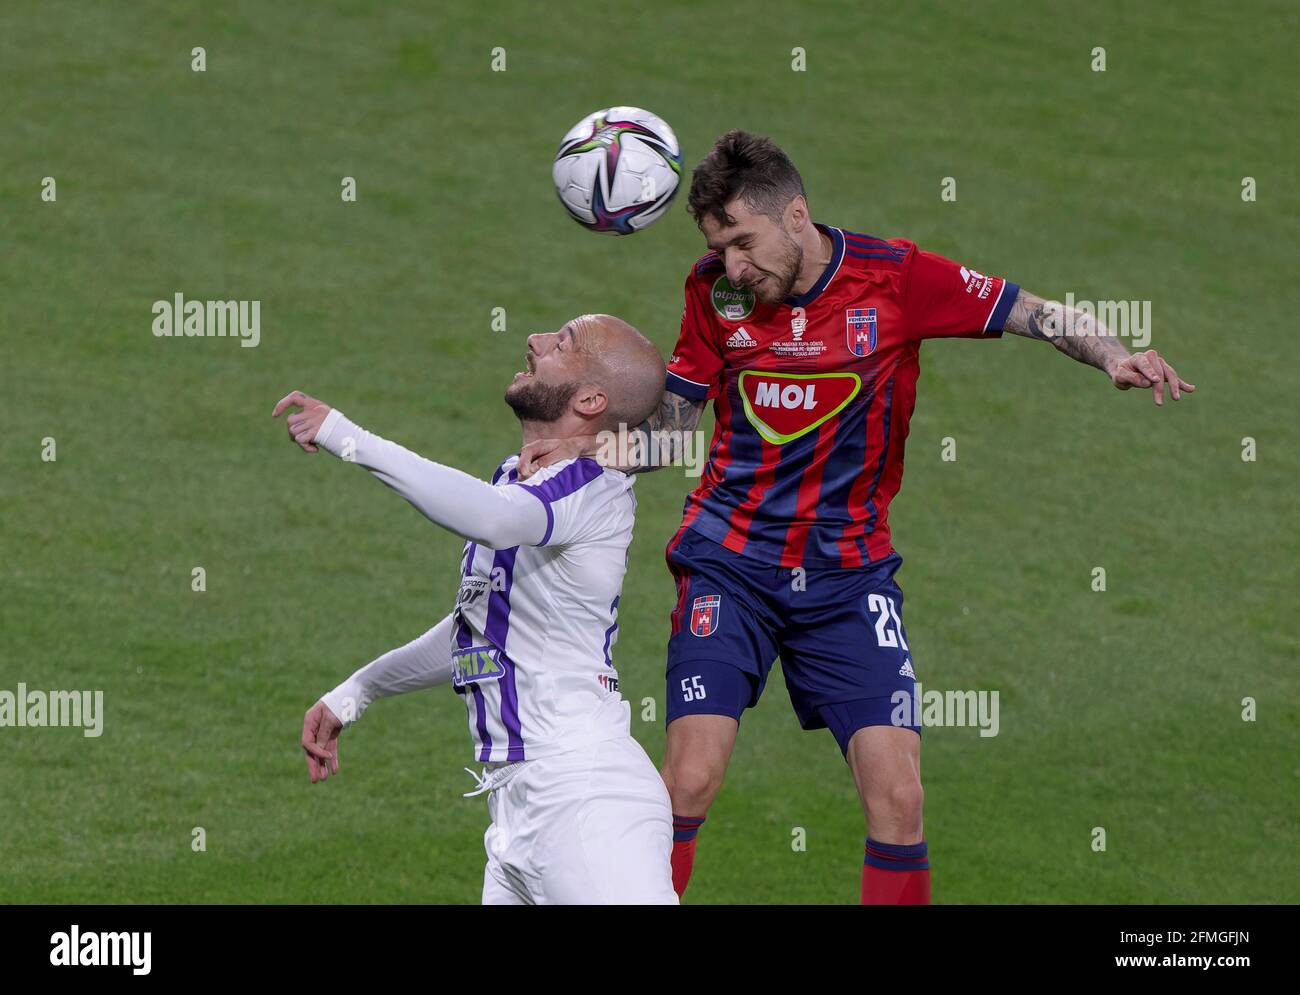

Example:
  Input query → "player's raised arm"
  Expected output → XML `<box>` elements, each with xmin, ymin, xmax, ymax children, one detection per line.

<box><xmin>302</xmin><ymin>613</ymin><xmax>458</xmax><ymax>783</ymax></box>
<box><xmin>1002</xmin><ymin>289</ymin><xmax>1196</xmax><ymax>406</ymax></box>
<box><xmin>272</xmin><ymin>390</ymin><xmax>548</xmax><ymax>548</ymax></box>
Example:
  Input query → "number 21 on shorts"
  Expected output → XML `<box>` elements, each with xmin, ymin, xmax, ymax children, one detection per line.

<box><xmin>867</xmin><ymin>593</ymin><xmax>908</xmax><ymax>650</ymax></box>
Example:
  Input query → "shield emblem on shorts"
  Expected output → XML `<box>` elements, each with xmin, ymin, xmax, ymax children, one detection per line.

<box><xmin>690</xmin><ymin>595</ymin><xmax>721</xmax><ymax>637</ymax></box>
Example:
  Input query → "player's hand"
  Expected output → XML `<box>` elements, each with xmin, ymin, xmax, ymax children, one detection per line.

<box><xmin>518</xmin><ymin>435</ymin><xmax>600</xmax><ymax>479</ymax></box>
<box><xmin>1109</xmin><ymin>349</ymin><xmax>1195</xmax><ymax>406</ymax></box>
<box><xmin>273</xmin><ymin>389</ymin><xmax>333</xmax><ymax>452</ymax></box>
<box><xmin>301</xmin><ymin>700</ymin><xmax>343</xmax><ymax>783</ymax></box>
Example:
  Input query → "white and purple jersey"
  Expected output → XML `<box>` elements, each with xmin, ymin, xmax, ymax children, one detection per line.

<box><xmin>450</xmin><ymin>455</ymin><xmax>635</xmax><ymax>762</ymax></box>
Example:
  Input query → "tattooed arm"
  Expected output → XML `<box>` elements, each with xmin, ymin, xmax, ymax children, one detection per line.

<box><xmin>1003</xmin><ymin>289</ymin><xmax>1195</xmax><ymax>405</ymax></box>
<box><xmin>621</xmin><ymin>390</ymin><xmax>707</xmax><ymax>474</ymax></box>
<box><xmin>517</xmin><ymin>389</ymin><xmax>706</xmax><ymax>478</ymax></box>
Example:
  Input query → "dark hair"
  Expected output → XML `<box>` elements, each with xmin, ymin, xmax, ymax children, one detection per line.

<box><xmin>687</xmin><ymin>130</ymin><xmax>806</xmax><ymax>227</ymax></box>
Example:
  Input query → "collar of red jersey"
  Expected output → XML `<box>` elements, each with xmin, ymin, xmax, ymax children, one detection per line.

<box><xmin>783</xmin><ymin>224</ymin><xmax>846</xmax><ymax>310</ymax></box>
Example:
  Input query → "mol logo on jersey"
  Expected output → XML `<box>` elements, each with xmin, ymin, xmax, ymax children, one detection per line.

<box><xmin>451</xmin><ymin>645</ymin><xmax>506</xmax><ymax>687</ymax></box>
<box><xmin>738</xmin><ymin>371</ymin><xmax>861</xmax><ymax>445</ymax></box>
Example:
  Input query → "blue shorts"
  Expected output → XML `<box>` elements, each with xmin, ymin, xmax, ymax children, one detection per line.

<box><xmin>665</xmin><ymin>528</ymin><xmax>921</xmax><ymax>755</ymax></box>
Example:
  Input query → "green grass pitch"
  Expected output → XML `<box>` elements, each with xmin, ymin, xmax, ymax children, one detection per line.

<box><xmin>1</xmin><ymin>0</ymin><xmax>1295</xmax><ymax>903</ymax></box>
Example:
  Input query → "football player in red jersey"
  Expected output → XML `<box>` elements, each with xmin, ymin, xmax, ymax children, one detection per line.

<box><xmin>520</xmin><ymin>130</ymin><xmax>1194</xmax><ymax>904</ymax></box>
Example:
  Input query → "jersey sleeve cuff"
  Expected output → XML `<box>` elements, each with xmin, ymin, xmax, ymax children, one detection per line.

<box><xmin>315</xmin><ymin>408</ymin><xmax>349</xmax><ymax>452</ymax></box>
<box><xmin>984</xmin><ymin>281</ymin><xmax>1020</xmax><ymax>335</ymax></box>
<box><xmin>666</xmin><ymin>371</ymin><xmax>711</xmax><ymax>400</ymax></box>
<box><xmin>321</xmin><ymin>677</ymin><xmax>366</xmax><ymax>728</ymax></box>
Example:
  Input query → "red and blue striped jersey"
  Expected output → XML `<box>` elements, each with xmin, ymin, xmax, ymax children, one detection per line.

<box><xmin>665</xmin><ymin>224</ymin><xmax>1019</xmax><ymax>570</ymax></box>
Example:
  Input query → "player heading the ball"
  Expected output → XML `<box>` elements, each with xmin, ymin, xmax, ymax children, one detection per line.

<box><xmin>275</xmin><ymin>313</ymin><xmax>675</xmax><ymax>905</ymax></box>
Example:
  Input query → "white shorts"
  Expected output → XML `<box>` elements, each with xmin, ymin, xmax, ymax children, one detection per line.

<box><xmin>478</xmin><ymin>735</ymin><xmax>677</xmax><ymax>905</ymax></box>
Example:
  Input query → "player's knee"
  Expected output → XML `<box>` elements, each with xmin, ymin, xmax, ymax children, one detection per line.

<box><xmin>868</xmin><ymin>775</ymin><xmax>924</xmax><ymax>829</ymax></box>
<box><xmin>662</xmin><ymin>757</ymin><xmax>725</xmax><ymax>814</ymax></box>
<box><xmin>897</xmin><ymin>779</ymin><xmax>924</xmax><ymax>823</ymax></box>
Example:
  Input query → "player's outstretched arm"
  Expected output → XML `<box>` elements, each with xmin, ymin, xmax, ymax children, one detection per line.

<box><xmin>518</xmin><ymin>389</ymin><xmax>705</xmax><ymax>478</ymax></box>
<box><xmin>1002</xmin><ymin>289</ymin><xmax>1196</xmax><ymax>406</ymax></box>
<box><xmin>302</xmin><ymin>613</ymin><xmax>457</xmax><ymax>783</ymax></box>
<box><xmin>273</xmin><ymin>390</ymin><xmax>548</xmax><ymax>548</ymax></box>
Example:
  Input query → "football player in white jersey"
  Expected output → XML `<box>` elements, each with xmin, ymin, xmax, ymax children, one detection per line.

<box><xmin>274</xmin><ymin>314</ymin><xmax>676</xmax><ymax>905</ymax></box>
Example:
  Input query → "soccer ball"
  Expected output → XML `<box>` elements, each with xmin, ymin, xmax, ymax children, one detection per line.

<box><xmin>552</xmin><ymin>106</ymin><xmax>682</xmax><ymax>235</ymax></box>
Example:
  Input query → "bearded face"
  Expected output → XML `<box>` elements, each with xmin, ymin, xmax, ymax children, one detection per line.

<box><xmin>749</xmin><ymin>226</ymin><xmax>804</xmax><ymax>304</ymax></box>
<box><xmin>504</xmin><ymin>376</ymin><xmax>580</xmax><ymax>423</ymax></box>
<box><xmin>700</xmin><ymin>202</ymin><xmax>807</xmax><ymax>306</ymax></box>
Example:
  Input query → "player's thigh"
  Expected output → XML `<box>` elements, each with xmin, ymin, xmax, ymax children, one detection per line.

<box><xmin>662</xmin><ymin>710</ymin><xmax>740</xmax><ymax>794</ymax></box>
<box><xmin>537</xmin><ymin>738</ymin><xmax>677</xmax><ymax>905</ymax></box>
<box><xmin>665</xmin><ymin>530</ymin><xmax>781</xmax><ymax>724</ymax></box>
<box><xmin>845</xmin><ymin>724</ymin><xmax>923</xmax><ymax>836</ymax></box>
<box><xmin>845</xmin><ymin>723</ymin><xmax>921</xmax><ymax>798</ymax></box>
<box><xmin>481</xmin><ymin>854</ymin><xmax>529</xmax><ymax>905</ymax></box>
<box><xmin>779</xmin><ymin>570</ymin><xmax>921</xmax><ymax>754</ymax></box>
<box><xmin>480</xmin><ymin>800</ymin><xmax>531</xmax><ymax>905</ymax></box>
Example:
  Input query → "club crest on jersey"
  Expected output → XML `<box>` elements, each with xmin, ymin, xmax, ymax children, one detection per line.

<box><xmin>451</xmin><ymin>645</ymin><xmax>506</xmax><ymax>687</ymax></box>
<box><xmin>711</xmin><ymin>276</ymin><xmax>755</xmax><ymax>322</ymax></box>
<box><xmin>690</xmin><ymin>595</ymin><xmax>721</xmax><ymax>637</ymax></box>
<box><xmin>846</xmin><ymin>307</ymin><xmax>878</xmax><ymax>357</ymax></box>
<box><xmin>738</xmin><ymin>370</ymin><xmax>861</xmax><ymax>445</ymax></box>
